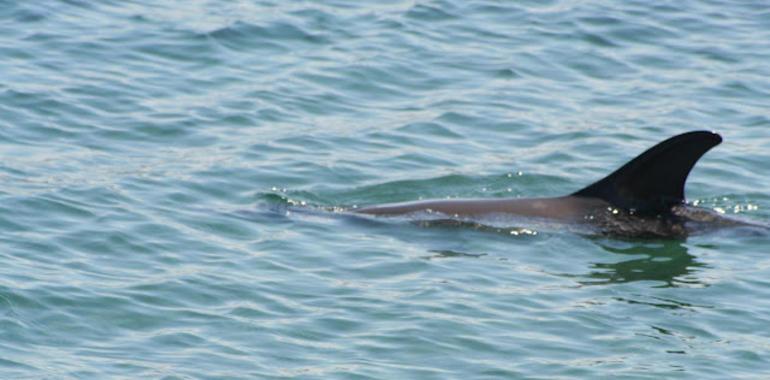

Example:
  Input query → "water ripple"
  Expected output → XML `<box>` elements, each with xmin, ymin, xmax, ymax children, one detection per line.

<box><xmin>1</xmin><ymin>0</ymin><xmax>769</xmax><ymax>378</ymax></box>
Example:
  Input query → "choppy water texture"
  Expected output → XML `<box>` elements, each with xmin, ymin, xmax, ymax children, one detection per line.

<box><xmin>1</xmin><ymin>1</ymin><xmax>770</xmax><ymax>378</ymax></box>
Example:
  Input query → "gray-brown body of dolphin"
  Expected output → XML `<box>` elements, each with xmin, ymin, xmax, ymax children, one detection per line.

<box><xmin>355</xmin><ymin>196</ymin><xmax>610</xmax><ymax>220</ymax></box>
<box><xmin>354</xmin><ymin>131</ymin><xmax>764</xmax><ymax>237</ymax></box>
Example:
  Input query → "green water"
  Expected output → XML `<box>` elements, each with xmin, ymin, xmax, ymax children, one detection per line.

<box><xmin>1</xmin><ymin>1</ymin><xmax>770</xmax><ymax>379</ymax></box>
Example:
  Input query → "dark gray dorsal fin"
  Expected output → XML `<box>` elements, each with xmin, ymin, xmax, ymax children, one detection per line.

<box><xmin>572</xmin><ymin>131</ymin><xmax>722</xmax><ymax>215</ymax></box>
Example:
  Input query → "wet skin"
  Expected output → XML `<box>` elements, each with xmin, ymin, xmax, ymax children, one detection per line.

<box><xmin>355</xmin><ymin>196</ymin><xmax>611</xmax><ymax>220</ymax></box>
<box><xmin>352</xmin><ymin>131</ymin><xmax>766</xmax><ymax>237</ymax></box>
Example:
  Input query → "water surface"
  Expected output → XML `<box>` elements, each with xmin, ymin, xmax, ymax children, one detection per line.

<box><xmin>1</xmin><ymin>1</ymin><xmax>770</xmax><ymax>378</ymax></box>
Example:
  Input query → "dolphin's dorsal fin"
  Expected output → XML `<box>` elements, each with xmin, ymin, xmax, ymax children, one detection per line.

<box><xmin>572</xmin><ymin>131</ymin><xmax>722</xmax><ymax>215</ymax></box>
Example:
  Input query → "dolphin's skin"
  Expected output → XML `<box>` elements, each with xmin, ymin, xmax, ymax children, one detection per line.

<box><xmin>354</xmin><ymin>195</ymin><xmax>609</xmax><ymax>220</ymax></box>
<box><xmin>354</xmin><ymin>131</ymin><xmax>762</xmax><ymax>237</ymax></box>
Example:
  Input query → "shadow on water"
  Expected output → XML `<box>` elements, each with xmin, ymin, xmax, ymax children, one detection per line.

<box><xmin>422</xmin><ymin>249</ymin><xmax>487</xmax><ymax>260</ymax></box>
<box><xmin>580</xmin><ymin>239</ymin><xmax>707</xmax><ymax>288</ymax></box>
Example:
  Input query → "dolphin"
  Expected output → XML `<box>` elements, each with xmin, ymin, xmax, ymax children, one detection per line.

<box><xmin>354</xmin><ymin>131</ymin><xmax>762</xmax><ymax>237</ymax></box>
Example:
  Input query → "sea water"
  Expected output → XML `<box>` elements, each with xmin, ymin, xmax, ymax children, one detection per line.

<box><xmin>1</xmin><ymin>1</ymin><xmax>769</xmax><ymax>379</ymax></box>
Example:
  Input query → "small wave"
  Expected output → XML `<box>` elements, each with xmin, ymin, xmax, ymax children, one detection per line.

<box><xmin>207</xmin><ymin>21</ymin><xmax>327</xmax><ymax>52</ymax></box>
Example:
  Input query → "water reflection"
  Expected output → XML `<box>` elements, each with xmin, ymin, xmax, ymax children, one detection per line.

<box><xmin>422</xmin><ymin>249</ymin><xmax>487</xmax><ymax>260</ymax></box>
<box><xmin>581</xmin><ymin>240</ymin><xmax>707</xmax><ymax>288</ymax></box>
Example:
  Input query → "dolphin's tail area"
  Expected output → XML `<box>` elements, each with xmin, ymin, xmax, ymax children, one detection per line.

<box><xmin>572</xmin><ymin>130</ymin><xmax>722</xmax><ymax>215</ymax></box>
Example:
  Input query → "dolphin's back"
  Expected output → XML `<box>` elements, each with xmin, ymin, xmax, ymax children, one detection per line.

<box><xmin>354</xmin><ymin>130</ymin><xmax>733</xmax><ymax>237</ymax></box>
<box><xmin>572</xmin><ymin>131</ymin><xmax>722</xmax><ymax>215</ymax></box>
